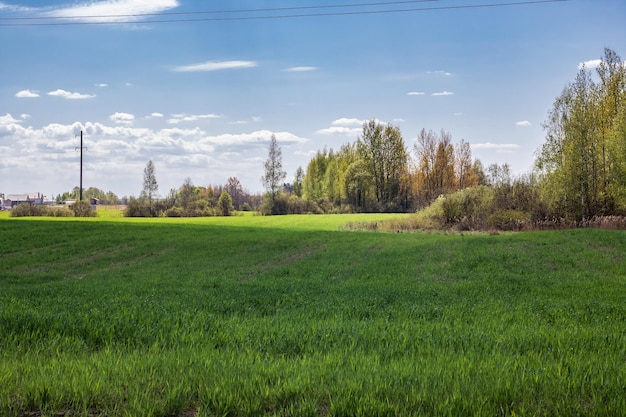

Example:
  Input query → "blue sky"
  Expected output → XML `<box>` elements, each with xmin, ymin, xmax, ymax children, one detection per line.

<box><xmin>1</xmin><ymin>0</ymin><xmax>625</xmax><ymax>198</ymax></box>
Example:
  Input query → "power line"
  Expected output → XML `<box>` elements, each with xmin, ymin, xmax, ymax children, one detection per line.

<box><xmin>0</xmin><ymin>0</ymin><xmax>439</xmax><ymax>20</ymax></box>
<box><xmin>0</xmin><ymin>0</ymin><xmax>568</xmax><ymax>27</ymax></box>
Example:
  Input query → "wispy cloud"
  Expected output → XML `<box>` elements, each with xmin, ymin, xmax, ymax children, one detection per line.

<box><xmin>95</xmin><ymin>83</ymin><xmax>109</xmax><ymax>87</ymax></box>
<box><xmin>432</xmin><ymin>91</ymin><xmax>454</xmax><ymax>96</ymax></box>
<box><xmin>43</xmin><ymin>0</ymin><xmax>180</xmax><ymax>23</ymax></box>
<box><xmin>0</xmin><ymin>2</ymin><xmax>34</xmax><ymax>12</ymax></box>
<box><xmin>516</xmin><ymin>120</ymin><xmax>532</xmax><ymax>127</ymax></box>
<box><xmin>109</xmin><ymin>112</ymin><xmax>135</xmax><ymax>125</ymax></box>
<box><xmin>47</xmin><ymin>89</ymin><xmax>95</xmax><ymax>99</ymax></box>
<box><xmin>407</xmin><ymin>91</ymin><xmax>425</xmax><ymax>96</ymax></box>
<box><xmin>428</xmin><ymin>70</ymin><xmax>453</xmax><ymax>76</ymax></box>
<box><xmin>173</xmin><ymin>60</ymin><xmax>257</xmax><ymax>72</ymax></box>
<box><xmin>166</xmin><ymin>113</ymin><xmax>222</xmax><ymax>124</ymax></box>
<box><xmin>283</xmin><ymin>66</ymin><xmax>318</xmax><ymax>72</ymax></box>
<box><xmin>15</xmin><ymin>89</ymin><xmax>40</xmax><ymax>98</ymax></box>
<box><xmin>148</xmin><ymin>112</ymin><xmax>164</xmax><ymax>118</ymax></box>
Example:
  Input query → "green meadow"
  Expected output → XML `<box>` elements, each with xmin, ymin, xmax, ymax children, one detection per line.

<box><xmin>1</xmin><ymin>212</ymin><xmax>625</xmax><ymax>416</ymax></box>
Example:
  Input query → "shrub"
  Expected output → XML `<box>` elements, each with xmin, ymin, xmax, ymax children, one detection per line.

<box><xmin>10</xmin><ymin>203</ymin><xmax>49</xmax><ymax>217</ymax></box>
<box><xmin>72</xmin><ymin>201</ymin><xmax>97</xmax><ymax>217</ymax></box>
<box><xmin>165</xmin><ymin>207</ymin><xmax>183</xmax><ymax>217</ymax></box>
<box><xmin>488</xmin><ymin>210</ymin><xmax>530</xmax><ymax>231</ymax></box>
<box><xmin>124</xmin><ymin>197</ymin><xmax>152</xmax><ymax>217</ymax></box>
<box><xmin>10</xmin><ymin>203</ymin><xmax>78</xmax><ymax>218</ymax></box>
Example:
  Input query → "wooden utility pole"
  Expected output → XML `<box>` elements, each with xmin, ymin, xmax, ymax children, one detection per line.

<box><xmin>75</xmin><ymin>131</ymin><xmax>86</xmax><ymax>202</ymax></box>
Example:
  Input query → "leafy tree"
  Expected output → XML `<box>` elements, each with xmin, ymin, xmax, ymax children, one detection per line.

<box><xmin>292</xmin><ymin>167</ymin><xmax>305</xmax><ymax>198</ymax></box>
<box><xmin>261</xmin><ymin>134</ymin><xmax>287</xmax><ymax>214</ymax></box>
<box><xmin>343</xmin><ymin>158</ymin><xmax>373</xmax><ymax>210</ymax></box>
<box><xmin>142</xmin><ymin>160</ymin><xmax>158</xmax><ymax>214</ymax></box>
<box><xmin>357</xmin><ymin>120</ymin><xmax>407</xmax><ymax>209</ymax></box>
<box><xmin>218</xmin><ymin>191</ymin><xmax>234</xmax><ymax>216</ymax></box>
<box><xmin>537</xmin><ymin>48</ymin><xmax>626</xmax><ymax>220</ymax></box>
<box><xmin>303</xmin><ymin>149</ymin><xmax>330</xmax><ymax>201</ymax></box>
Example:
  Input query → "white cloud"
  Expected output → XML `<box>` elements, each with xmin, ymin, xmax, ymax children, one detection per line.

<box><xmin>393</xmin><ymin>118</ymin><xmax>405</xmax><ymax>123</ymax></box>
<box><xmin>230</xmin><ymin>121</ymin><xmax>248</xmax><ymax>125</ymax></box>
<box><xmin>283</xmin><ymin>66</ymin><xmax>318</xmax><ymax>72</ymax></box>
<box><xmin>407</xmin><ymin>91</ymin><xmax>425</xmax><ymax>96</ymax></box>
<box><xmin>316</xmin><ymin>126</ymin><xmax>361</xmax><ymax>136</ymax></box>
<box><xmin>0</xmin><ymin>113</ymin><xmax>23</xmax><ymax>125</ymax></box>
<box><xmin>516</xmin><ymin>120</ymin><xmax>532</xmax><ymax>127</ymax></box>
<box><xmin>578</xmin><ymin>59</ymin><xmax>602</xmax><ymax>70</ymax></box>
<box><xmin>252</xmin><ymin>116</ymin><xmax>262</xmax><ymax>122</ymax></box>
<box><xmin>148</xmin><ymin>112</ymin><xmax>164</xmax><ymax>118</ymax></box>
<box><xmin>44</xmin><ymin>0</ymin><xmax>180</xmax><ymax>23</ymax></box>
<box><xmin>167</xmin><ymin>113</ymin><xmax>222</xmax><ymax>124</ymax></box>
<box><xmin>202</xmin><ymin>130</ymin><xmax>308</xmax><ymax>146</ymax></box>
<box><xmin>95</xmin><ymin>83</ymin><xmax>109</xmax><ymax>87</ymax></box>
<box><xmin>173</xmin><ymin>60</ymin><xmax>257</xmax><ymax>72</ymax></box>
<box><xmin>21</xmin><ymin>114</ymin><xmax>31</xmax><ymax>119</ymax></box>
<box><xmin>109</xmin><ymin>112</ymin><xmax>135</xmax><ymax>125</ymax></box>
<box><xmin>16</xmin><ymin>89</ymin><xmax>40</xmax><ymax>98</ymax></box>
<box><xmin>432</xmin><ymin>91</ymin><xmax>454</xmax><ymax>96</ymax></box>
<box><xmin>0</xmin><ymin>2</ymin><xmax>34</xmax><ymax>12</ymax></box>
<box><xmin>472</xmin><ymin>143</ymin><xmax>520</xmax><ymax>150</ymax></box>
<box><xmin>332</xmin><ymin>118</ymin><xmax>365</xmax><ymax>126</ymax></box>
<box><xmin>428</xmin><ymin>70</ymin><xmax>453</xmax><ymax>76</ymax></box>
<box><xmin>47</xmin><ymin>89</ymin><xmax>95</xmax><ymax>100</ymax></box>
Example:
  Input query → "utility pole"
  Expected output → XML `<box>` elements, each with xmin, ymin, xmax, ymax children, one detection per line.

<box><xmin>75</xmin><ymin>131</ymin><xmax>87</xmax><ymax>202</ymax></box>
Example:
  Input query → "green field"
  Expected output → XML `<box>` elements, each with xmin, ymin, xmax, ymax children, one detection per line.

<box><xmin>1</xmin><ymin>213</ymin><xmax>625</xmax><ymax>416</ymax></box>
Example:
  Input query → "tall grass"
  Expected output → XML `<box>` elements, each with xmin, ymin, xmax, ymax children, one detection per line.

<box><xmin>0</xmin><ymin>215</ymin><xmax>624</xmax><ymax>416</ymax></box>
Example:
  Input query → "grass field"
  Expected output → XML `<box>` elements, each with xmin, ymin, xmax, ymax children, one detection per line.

<box><xmin>1</xmin><ymin>212</ymin><xmax>625</xmax><ymax>416</ymax></box>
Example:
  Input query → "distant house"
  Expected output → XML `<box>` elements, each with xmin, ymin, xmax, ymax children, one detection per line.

<box><xmin>4</xmin><ymin>193</ymin><xmax>46</xmax><ymax>209</ymax></box>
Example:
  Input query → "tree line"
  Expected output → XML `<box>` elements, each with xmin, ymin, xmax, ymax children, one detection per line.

<box><xmin>66</xmin><ymin>47</ymin><xmax>624</xmax><ymax>226</ymax></box>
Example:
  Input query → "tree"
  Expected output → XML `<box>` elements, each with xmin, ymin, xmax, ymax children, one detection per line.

<box><xmin>218</xmin><ymin>191</ymin><xmax>234</xmax><ymax>216</ymax></box>
<box><xmin>357</xmin><ymin>120</ymin><xmax>408</xmax><ymax>209</ymax></box>
<box><xmin>292</xmin><ymin>167</ymin><xmax>305</xmax><ymax>198</ymax></box>
<box><xmin>414</xmin><ymin>129</ymin><xmax>456</xmax><ymax>205</ymax></box>
<box><xmin>261</xmin><ymin>134</ymin><xmax>287</xmax><ymax>214</ymax></box>
<box><xmin>455</xmin><ymin>139</ymin><xmax>476</xmax><ymax>189</ymax></box>
<box><xmin>225</xmin><ymin>177</ymin><xmax>244</xmax><ymax>209</ymax></box>
<box><xmin>536</xmin><ymin>48</ymin><xmax>626</xmax><ymax>220</ymax></box>
<box><xmin>142</xmin><ymin>160</ymin><xmax>158</xmax><ymax>213</ymax></box>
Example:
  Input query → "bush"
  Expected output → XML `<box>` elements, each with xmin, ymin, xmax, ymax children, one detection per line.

<box><xmin>72</xmin><ymin>201</ymin><xmax>97</xmax><ymax>217</ymax></box>
<box><xmin>165</xmin><ymin>207</ymin><xmax>183</xmax><ymax>217</ymax></box>
<box><xmin>124</xmin><ymin>197</ymin><xmax>153</xmax><ymax>217</ymax></box>
<box><xmin>10</xmin><ymin>203</ymin><xmax>49</xmax><ymax>217</ymax></box>
<box><xmin>488</xmin><ymin>210</ymin><xmax>530</xmax><ymax>231</ymax></box>
<box><xmin>10</xmin><ymin>203</ymin><xmax>74</xmax><ymax>218</ymax></box>
<box><xmin>441</xmin><ymin>186</ymin><xmax>495</xmax><ymax>230</ymax></box>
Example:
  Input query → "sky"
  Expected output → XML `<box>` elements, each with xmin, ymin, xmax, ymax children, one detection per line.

<box><xmin>1</xmin><ymin>0</ymin><xmax>625</xmax><ymax>198</ymax></box>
